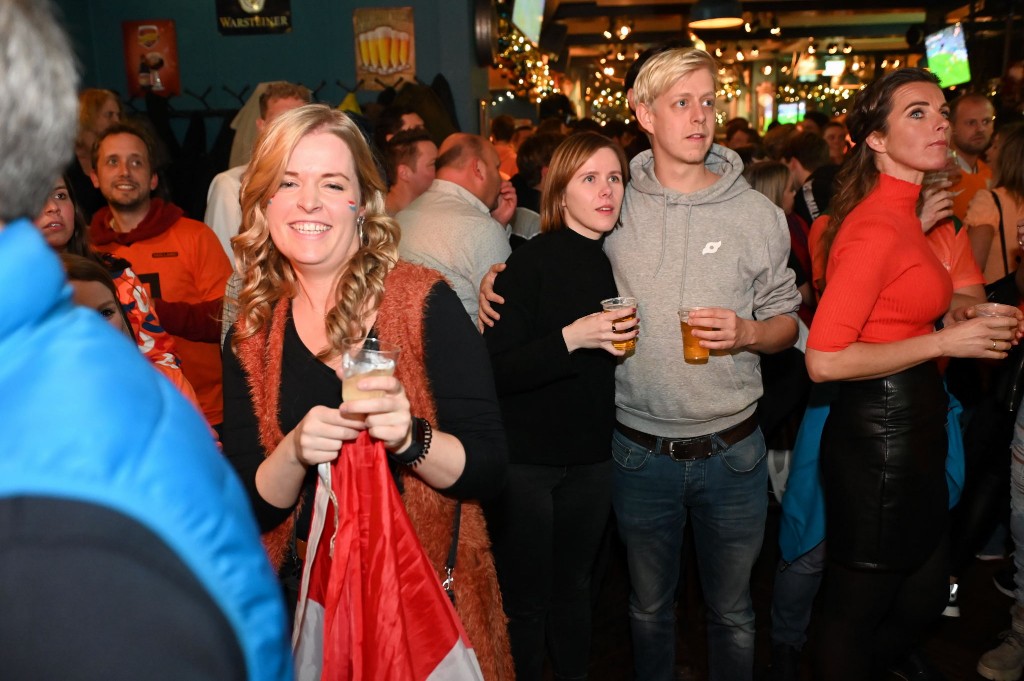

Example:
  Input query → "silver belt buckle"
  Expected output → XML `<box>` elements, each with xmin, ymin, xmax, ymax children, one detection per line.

<box><xmin>667</xmin><ymin>436</ymin><xmax>711</xmax><ymax>461</ymax></box>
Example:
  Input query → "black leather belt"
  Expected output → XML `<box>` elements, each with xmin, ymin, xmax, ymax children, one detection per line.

<box><xmin>615</xmin><ymin>413</ymin><xmax>759</xmax><ymax>461</ymax></box>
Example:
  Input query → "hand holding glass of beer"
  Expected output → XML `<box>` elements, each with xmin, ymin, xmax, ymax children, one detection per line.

<box><xmin>678</xmin><ymin>307</ymin><xmax>712</xmax><ymax>364</ymax></box>
<box><xmin>601</xmin><ymin>296</ymin><xmax>639</xmax><ymax>352</ymax></box>
<box><xmin>341</xmin><ymin>337</ymin><xmax>400</xmax><ymax>402</ymax></box>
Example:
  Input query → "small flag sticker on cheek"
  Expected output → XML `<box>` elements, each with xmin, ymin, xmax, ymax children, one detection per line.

<box><xmin>348</xmin><ymin>200</ymin><xmax>358</xmax><ymax>211</ymax></box>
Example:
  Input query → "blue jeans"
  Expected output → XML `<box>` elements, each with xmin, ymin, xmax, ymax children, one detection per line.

<box><xmin>1012</xmin><ymin>405</ymin><xmax>1024</xmax><ymax>605</ymax></box>
<box><xmin>770</xmin><ymin>540</ymin><xmax>826</xmax><ymax>650</ymax></box>
<box><xmin>611</xmin><ymin>426</ymin><xmax>768</xmax><ymax>681</ymax></box>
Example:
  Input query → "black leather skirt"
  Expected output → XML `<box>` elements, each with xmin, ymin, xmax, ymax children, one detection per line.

<box><xmin>820</xmin><ymin>361</ymin><xmax>949</xmax><ymax>572</ymax></box>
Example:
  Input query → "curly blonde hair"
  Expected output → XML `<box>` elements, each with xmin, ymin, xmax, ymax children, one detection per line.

<box><xmin>231</xmin><ymin>104</ymin><xmax>399</xmax><ymax>361</ymax></box>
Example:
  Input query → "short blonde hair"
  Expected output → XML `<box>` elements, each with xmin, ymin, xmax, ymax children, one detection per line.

<box><xmin>232</xmin><ymin>104</ymin><xmax>398</xmax><ymax>361</ymax></box>
<box><xmin>632</xmin><ymin>48</ymin><xmax>719</xmax><ymax>109</ymax></box>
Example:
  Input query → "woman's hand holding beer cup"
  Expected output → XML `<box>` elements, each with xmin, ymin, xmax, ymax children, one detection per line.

<box><xmin>563</xmin><ymin>307</ymin><xmax>638</xmax><ymax>355</ymax></box>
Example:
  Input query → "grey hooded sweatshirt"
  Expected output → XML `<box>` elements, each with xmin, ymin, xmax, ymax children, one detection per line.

<box><xmin>604</xmin><ymin>144</ymin><xmax>801</xmax><ymax>439</ymax></box>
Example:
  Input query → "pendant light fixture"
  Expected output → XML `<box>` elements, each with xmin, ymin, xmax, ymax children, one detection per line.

<box><xmin>689</xmin><ymin>0</ymin><xmax>744</xmax><ymax>30</ymax></box>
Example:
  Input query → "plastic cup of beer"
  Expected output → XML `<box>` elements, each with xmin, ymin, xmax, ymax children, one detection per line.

<box><xmin>974</xmin><ymin>302</ymin><xmax>1018</xmax><ymax>318</ymax></box>
<box><xmin>678</xmin><ymin>307</ymin><xmax>710</xmax><ymax>364</ymax></box>
<box><xmin>601</xmin><ymin>296</ymin><xmax>637</xmax><ymax>352</ymax></box>
<box><xmin>341</xmin><ymin>337</ymin><xmax>400</xmax><ymax>402</ymax></box>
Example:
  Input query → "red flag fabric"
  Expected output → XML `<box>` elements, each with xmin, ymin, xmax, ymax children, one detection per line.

<box><xmin>293</xmin><ymin>431</ymin><xmax>483</xmax><ymax>681</ymax></box>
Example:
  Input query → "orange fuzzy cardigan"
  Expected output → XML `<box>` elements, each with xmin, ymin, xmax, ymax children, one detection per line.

<box><xmin>235</xmin><ymin>260</ymin><xmax>513</xmax><ymax>681</ymax></box>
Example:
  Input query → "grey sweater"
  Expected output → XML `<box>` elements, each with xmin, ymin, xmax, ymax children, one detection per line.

<box><xmin>604</xmin><ymin>144</ymin><xmax>801</xmax><ymax>438</ymax></box>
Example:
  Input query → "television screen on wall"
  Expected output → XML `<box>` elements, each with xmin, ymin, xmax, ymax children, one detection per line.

<box><xmin>925</xmin><ymin>23</ymin><xmax>972</xmax><ymax>88</ymax></box>
<box><xmin>512</xmin><ymin>0</ymin><xmax>545</xmax><ymax>45</ymax></box>
<box><xmin>777</xmin><ymin>101</ymin><xmax>806</xmax><ymax>126</ymax></box>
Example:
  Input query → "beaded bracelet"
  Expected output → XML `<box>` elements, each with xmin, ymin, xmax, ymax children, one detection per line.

<box><xmin>389</xmin><ymin>417</ymin><xmax>432</xmax><ymax>468</ymax></box>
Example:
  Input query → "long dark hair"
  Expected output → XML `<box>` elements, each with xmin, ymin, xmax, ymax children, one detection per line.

<box><xmin>58</xmin><ymin>173</ymin><xmax>93</xmax><ymax>259</ymax></box>
<box><xmin>820</xmin><ymin>68</ymin><xmax>941</xmax><ymax>273</ymax></box>
<box><xmin>60</xmin><ymin>252</ymin><xmax>137</xmax><ymax>343</ymax></box>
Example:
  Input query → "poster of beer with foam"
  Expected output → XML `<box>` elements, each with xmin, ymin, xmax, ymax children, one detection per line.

<box><xmin>122</xmin><ymin>20</ymin><xmax>181</xmax><ymax>98</ymax></box>
<box><xmin>353</xmin><ymin>8</ymin><xmax>416</xmax><ymax>91</ymax></box>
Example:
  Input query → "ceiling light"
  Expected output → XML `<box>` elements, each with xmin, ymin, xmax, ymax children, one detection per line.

<box><xmin>762</xmin><ymin>64</ymin><xmax>772</xmax><ymax>75</ymax></box>
<box><xmin>744</xmin><ymin>21</ymin><xmax>752</xmax><ymax>33</ymax></box>
<box><xmin>807</xmin><ymin>41</ymin><xmax>816</xmax><ymax>55</ymax></box>
<box><xmin>603</xmin><ymin>29</ymin><xmax>613</xmax><ymax>39</ymax></box>
<box><xmin>769</xmin><ymin>15</ymin><xmax>781</xmax><ymax>36</ymax></box>
<box><xmin>842</xmin><ymin>43</ymin><xmax>854</xmax><ymax>54</ymax></box>
<box><xmin>736</xmin><ymin>46</ymin><xmax>745</xmax><ymax>61</ymax></box>
<box><xmin>751</xmin><ymin>45</ymin><xmax>759</xmax><ymax>57</ymax></box>
<box><xmin>827</xmin><ymin>43</ymin><xmax>838</xmax><ymax>54</ymax></box>
<box><xmin>714</xmin><ymin>46</ymin><xmax>724</xmax><ymax>58</ymax></box>
<box><xmin>689</xmin><ymin>0</ymin><xmax>744</xmax><ymax>30</ymax></box>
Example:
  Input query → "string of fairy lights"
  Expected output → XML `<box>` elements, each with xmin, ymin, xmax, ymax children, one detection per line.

<box><xmin>487</xmin><ymin>4</ymin><xmax>915</xmax><ymax>122</ymax></box>
<box><xmin>491</xmin><ymin>1</ymin><xmax>560</xmax><ymax>105</ymax></box>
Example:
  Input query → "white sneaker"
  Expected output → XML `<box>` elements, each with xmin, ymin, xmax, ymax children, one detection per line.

<box><xmin>978</xmin><ymin>630</ymin><xmax>1024</xmax><ymax>680</ymax></box>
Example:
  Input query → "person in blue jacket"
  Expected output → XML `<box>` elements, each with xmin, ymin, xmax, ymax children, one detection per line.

<box><xmin>0</xmin><ymin>3</ymin><xmax>291</xmax><ymax>679</ymax></box>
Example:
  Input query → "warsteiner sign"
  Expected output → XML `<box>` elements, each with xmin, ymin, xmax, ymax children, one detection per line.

<box><xmin>217</xmin><ymin>0</ymin><xmax>291</xmax><ymax>35</ymax></box>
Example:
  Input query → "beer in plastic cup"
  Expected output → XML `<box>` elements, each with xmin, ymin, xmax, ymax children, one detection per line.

<box><xmin>974</xmin><ymin>302</ymin><xmax>1018</xmax><ymax>318</ymax></box>
<box><xmin>341</xmin><ymin>337</ymin><xmax>400</xmax><ymax>402</ymax></box>
<box><xmin>678</xmin><ymin>307</ymin><xmax>710</xmax><ymax>364</ymax></box>
<box><xmin>601</xmin><ymin>296</ymin><xmax>637</xmax><ymax>352</ymax></box>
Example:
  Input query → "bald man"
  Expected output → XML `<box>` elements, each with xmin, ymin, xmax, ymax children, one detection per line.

<box><xmin>397</xmin><ymin>133</ymin><xmax>516</xmax><ymax>320</ymax></box>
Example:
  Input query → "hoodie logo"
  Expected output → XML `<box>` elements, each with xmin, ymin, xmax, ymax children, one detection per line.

<box><xmin>702</xmin><ymin>241</ymin><xmax>722</xmax><ymax>255</ymax></box>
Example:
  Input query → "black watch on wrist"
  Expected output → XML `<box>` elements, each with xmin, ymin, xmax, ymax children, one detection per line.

<box><xmin>389</xmin><ymin>417</ymin><xmax>432</xmax><ymax>468</ymax></box>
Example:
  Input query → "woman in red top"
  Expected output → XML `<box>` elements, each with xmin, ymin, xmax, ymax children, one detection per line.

<box><xmin>806</xmin><ymin>68</ymin><xmax>1020</xmax><ymax>680</ymax></box>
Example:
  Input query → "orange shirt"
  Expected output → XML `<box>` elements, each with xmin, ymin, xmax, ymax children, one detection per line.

<box><xmin>926</xmin><ymin>220</ymin><xmax>985</xmax><ymax>291</ymax></box>
<box><xmin>494</xmin><ymin>141</ymin><xmax>518</xmax><ymax>180</ymax></box>
<box><xmin>808</xmin><ymin>215</ymin><xmax>828</xmax><ymax>298</ymax></box>
<box><xmin>950</xmin><ymin>158</ymin><xmax>992</xmax><ymax>222</ymax></box>
<box><xmin>808</xmin><ymin>215</ymin><xmax>982</xmax><ymax>296</ymax></box>
<box><xmin>808</xmin><ymin>175</ymin><xmax>953</xmax><ymax>351</ymax></box>
<box><xmin>94</xmin><ymin>216</ymin><xmax>231</xmax><ymax>425</ymax></box>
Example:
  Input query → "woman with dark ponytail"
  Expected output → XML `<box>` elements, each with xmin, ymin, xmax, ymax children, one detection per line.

<box><xmin>806</xmin><ymin>68</ymin><xmax>1023</xmax><ymax>679</ymax></box>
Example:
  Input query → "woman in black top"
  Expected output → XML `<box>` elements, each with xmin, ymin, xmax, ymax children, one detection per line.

<box><xmin>483</xmin><ymin>132</ymin><xmax>637</xmax><ymax>680</ymax></box>
<box><xmin>221</xmin><ymin>105</ymin><xmax>512</xmax><ymax>678</ymax></box>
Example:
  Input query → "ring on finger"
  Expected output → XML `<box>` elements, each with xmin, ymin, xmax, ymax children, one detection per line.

<box><xmin>993</xmin><ymin>340</ymin><xmax>998</xmax><ymax>351</ymax></box>
<box><xmin>611</xmin><ymin>323</ymin><xmax>617</xmax><ymax>332</ymax></box>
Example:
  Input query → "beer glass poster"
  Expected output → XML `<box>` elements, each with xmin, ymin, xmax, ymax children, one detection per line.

<box><xmin>353</xmin><ymin>8</ymin><xmax>416</xmax><ymax>90</ymax></box>
<box><xmin>122</xmin><ymin>20</ymin><xmax>180</xmax><ymax>98</ymax></box>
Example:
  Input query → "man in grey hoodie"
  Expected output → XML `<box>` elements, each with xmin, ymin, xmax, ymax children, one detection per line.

<box><xmin>607</xmin><ymin>48</ymin><xmax>801</xmax><ymax>681</ymax></box>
